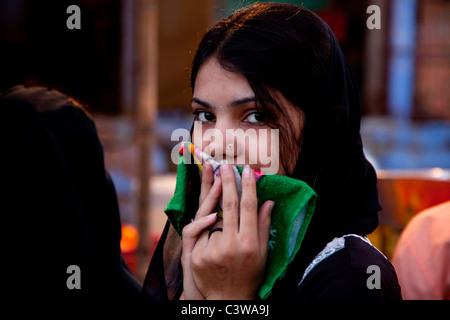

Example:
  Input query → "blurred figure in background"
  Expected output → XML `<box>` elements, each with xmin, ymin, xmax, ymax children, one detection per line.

<box><xmin>392</xmin><ymin>200</ymin><xmax>450</xmax><ymax>300</ymax></box>
<box><xmin>0</xmin><ymin>85</ymin><xmax>141</xmax><ymax>300</ymax></box>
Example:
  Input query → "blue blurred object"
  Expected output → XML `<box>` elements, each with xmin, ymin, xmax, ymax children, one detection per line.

<box><xmin>361</xmin><ymin>117</ymin><xmax>450</xmax><ymax>170</ymax></box>
<box><xmin>387</xmin><ymin>0</ymin><xmax>418</xmax><ymax>119</ymax></box>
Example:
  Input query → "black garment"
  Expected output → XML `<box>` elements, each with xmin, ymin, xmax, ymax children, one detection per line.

<box><xmin>0</xmin><ymin>85</ymin><xmax>141</xmax><ymax>300</ymax></box>
<box><xmin>267</xmin><ymin>25</ymin><xmax>391</xmax><ymax>299</ymax></box>
<box><xmin>294</xmin><ymin>236</ymin><xmax>401</xmax><ymax>300</ymax></box>
<box><xmin>142</xmin><ymin>6</ymin><xmax>401</xmax><ymax>300</ymax></box>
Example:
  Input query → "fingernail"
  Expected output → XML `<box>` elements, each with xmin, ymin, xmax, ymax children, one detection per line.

<box><xmin>220</xmin><ymin>163</ymin><xmax>230</xmax><ymax>174</ymax></box>
<box><xmin>207</xmin><ymin>212</ymin><xmax>218</xmax><ymax>219</ymax></box>
<box><xmin>243</xmin><ymin>165</ymin><xmax>250</xmax><ymax>178</ymax></box>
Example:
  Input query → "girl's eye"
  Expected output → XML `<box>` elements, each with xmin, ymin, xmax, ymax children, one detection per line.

<box><xmin>195</xmin><ymin>111</ymin><xmax>216</xmax><ymax>122</ymax></box>
<box><xmin>244</xmin><ymin>112</ymin><xmax>266</xmax><ymax>124</ymax></box>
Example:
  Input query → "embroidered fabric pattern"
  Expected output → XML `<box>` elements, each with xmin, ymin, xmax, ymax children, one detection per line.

<box><xmin>297</xmin><ymin>234</ymin><xmax>385</xmax><ymax>287</ymax></box>
<box><xmin>298</xmin><ymin>236</ymin><xmax>346</xmax><ymax>286</ymax></box>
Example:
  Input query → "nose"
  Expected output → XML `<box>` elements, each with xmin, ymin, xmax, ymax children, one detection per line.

<box><xmin>198</xmin><ymin>119</ymin><xmax>239</xmax><ymax>163</ymax></box>
<box><xmin>209</xmin><ymin>119</ymin><xmax>235</xmax><ymax>162</ymax></box>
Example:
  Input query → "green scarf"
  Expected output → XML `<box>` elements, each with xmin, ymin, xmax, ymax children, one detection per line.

<box><xmin>164</xmin><ymin>142</ymin><xmax>316</xmax><ymax>299</ymax></box>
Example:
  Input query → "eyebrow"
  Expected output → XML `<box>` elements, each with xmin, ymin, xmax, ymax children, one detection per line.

<box><xmin>191</xmin><ymin>96</ymin><xmax>256</xmax><ymax>109</ymax></box>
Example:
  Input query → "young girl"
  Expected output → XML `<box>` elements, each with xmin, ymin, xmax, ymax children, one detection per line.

<box><xmin>143</xmin><ymin>3</ymin><xmax>401</xmax><ymax>300</ymax></box>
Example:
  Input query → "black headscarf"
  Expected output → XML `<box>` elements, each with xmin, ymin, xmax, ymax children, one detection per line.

<box><xmin>267</xmin><ymin>26</ymin><xmax>380</xmax><ymax>299</ymax></box>
<box><xmin>0</xmin><ymin>85</ymin><xmax>141</xmax><ymax>300</ymax></box>
<box><xmin>142</xmin><ymin>6</ymin><xmax>380</xmax><ymax>300</ymax></box>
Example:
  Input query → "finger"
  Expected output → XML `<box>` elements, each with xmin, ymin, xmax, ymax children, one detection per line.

<box><xmin>205</xmin><ymin>219</ymin><xmax>224</xmax><ymax>245</ymax></box>
<box><xmin>220</xmin><ymin>163</ymin><xmax>239</xmax><ymax>234</ymax></box>
<box><xmin>239</xmin><ymin>165</ymin><xmax>258</xmax><ymax>237</ymax></box>
<box><xmin>258</xmin><ymin>200</ymin><xmax>274</xmax><ymax>257</ymax></box>
<box><xmin>199</xmin><ymin>162</ymin><xmax>214</xmax><ymax>206</ymax></box>
<box><xmin>194</xmin><ymin>227</ymin><xmax>212</xmax><ymax>249</ymax></box>
<box><xmin>195</xmin><ymin>176</ymin><xmax>222</xmax><ymax>219</ymax></box>
<box><xmin>182</xmin><ymin>212</ymin><xmax>218</xmax><ymax>253</ymax></box>
<box><xmin>181</xmin><ymin>214</ymin><xmax>216</xmax><ymax>301</ymax></box>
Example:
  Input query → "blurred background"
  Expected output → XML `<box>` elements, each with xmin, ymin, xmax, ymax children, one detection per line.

<box><xmin>1</xmin><ymin>0</ymin><xmax>449</xmax><ymax>281</ymax></box>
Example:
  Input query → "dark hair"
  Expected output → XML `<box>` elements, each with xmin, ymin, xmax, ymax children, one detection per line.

<box><xmin>190</xmin><ymin>3</ymin><xmax>330</xmax><ymax>174</ymax></box>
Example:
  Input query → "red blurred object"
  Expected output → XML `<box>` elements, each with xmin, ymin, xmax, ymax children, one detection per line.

<box><xmin>121</xmin><ymin>223</ymin><xmax>139</xmax><ymax>273</ymax></box>
<box><xmin>148</xmin><ymin>231</ymin><xmax>161</xmax><ymax>260</ymax></box>
<box><xmin>317</xmin><ymin>9</ymin><xmax>349</xmax><ymax>44</ymax></box>
<box><xmin>120</xmin><ymin>223</ymin><xmax>162</xmax><ymax>274</ymax></box>
<box><xmin>368</xmin><ymin>168</ymin><xmax>450</xmax><ymax>259</ymax></box>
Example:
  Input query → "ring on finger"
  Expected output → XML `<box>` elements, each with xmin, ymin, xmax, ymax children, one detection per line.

<box><xmin>208</xmin><ymin>227</ymin><xmax>223</xmax><ymax>238</ymax></box>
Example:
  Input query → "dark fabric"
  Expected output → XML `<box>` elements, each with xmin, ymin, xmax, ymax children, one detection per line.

<box><xmin>142</xmin><ymin>166</ymin><xmax>201</xmax><ymax>300</ymax></box>
<box><xmin>142</xmin><ymin>9</ymin><xmax>391</xmax><ymax>300</ymax></box>
<box><xmin>267</xmin><ymin>26</ymin><xmax>382</xmax><ymax>300</ymax></box>
<box><xmin>0</xmin><ymin>85</ymin><xmax>141</xmax><ymax>300</ymax></box>
<box><xmin>294</xmin><ymin>236</ymin><xmax>402</xmax><ymax>300</ymax></box>
<box><xmin>142</xmin><ymin>221</ymin><xmax>184</xmax><ymax>300</ymax></box>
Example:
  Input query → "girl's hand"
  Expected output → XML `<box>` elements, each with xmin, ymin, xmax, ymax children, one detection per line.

<box><xmin>191</xmin><ymin>164</ymin><xmax>273</xmax><ymax>300</ymax></box>
<box><xmin>181</xmin><ymin>162</ymin><xmax>221</xmax><ymax>300</ymax></box>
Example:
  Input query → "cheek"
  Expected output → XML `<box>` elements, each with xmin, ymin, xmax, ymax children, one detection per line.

<box><xmin>192</xmin><ymin>125</ymin><xmax>219</xmax><ymax>156</ymax></box>
<box><xmin>192</xmin><ymin>122</ymin><xmax>211</xmax><ymax>148</ymax></box>
<box><xmin>253</xmin><ymin>128</ymin><xmax>281</xmax><ymax>175</ymax></box>
<box><xmin>192</xmin><ymin>131</ymin><xmax>202</xmax><ymax>147</ymax></box>
<box><xmin>260</xmin><ymin>125</ymin><xmax>300</xmax><ymax>176</ymax></box>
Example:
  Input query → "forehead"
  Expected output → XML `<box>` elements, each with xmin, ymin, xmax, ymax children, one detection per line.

<box><xmin>193</xmin><ymin>58</ymin><xmax>254</xmax><ymax>104</ymax></box>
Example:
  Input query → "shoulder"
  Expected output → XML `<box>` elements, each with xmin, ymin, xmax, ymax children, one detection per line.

<box><xmin>396</xmin><ymin>201</ymin><xmax>450</xmax><ymax>248</ymax></box>
<box><xmin>295</xmin><ymin>235</ymin><xmax>402</xmax><ymax>300</ymax></box>
<box><xmin>392</xmin><ymin>201</ymin><xmax>450</xmax><ymax>299</ymax></box>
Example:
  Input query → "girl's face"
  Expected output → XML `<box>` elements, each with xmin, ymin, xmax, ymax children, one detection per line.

<box><xmin>191</xmin><ymin>58</ymin><xmax>304</xmax><ymax>176</ymax></box>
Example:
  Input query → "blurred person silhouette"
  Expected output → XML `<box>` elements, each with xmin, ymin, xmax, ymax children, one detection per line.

<box><xmin>0</xmin><ymin>85</ymin><xmax>141</xmax><ymax>300</ymax></box>
<box><xmin>392</xmin><ymin>200</ymin><xmax>450</xmax><ymax>300</ymax></box>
